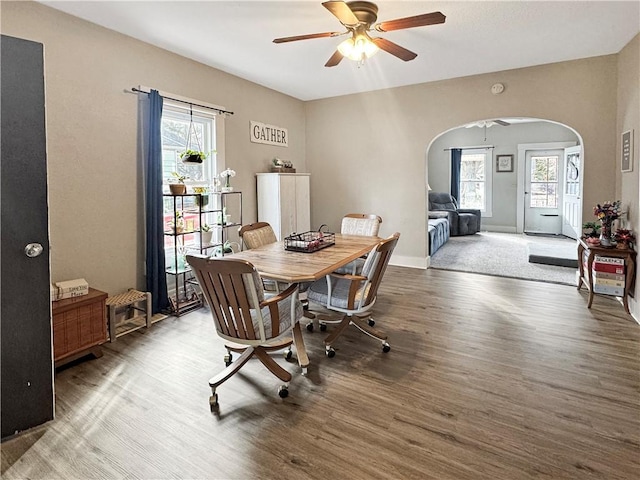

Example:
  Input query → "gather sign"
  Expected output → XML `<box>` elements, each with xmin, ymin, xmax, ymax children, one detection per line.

<box><xmin>250</xmin><ymin>121</ymin><xmax>288</xmax><ymax>147</ymax></box>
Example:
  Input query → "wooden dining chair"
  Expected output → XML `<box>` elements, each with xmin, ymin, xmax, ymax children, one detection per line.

<box><xmin>238</xmin><ymin>221</ymin><xmax>278</xmax><ymax>250</ymax></box>
<box><xmin>187</xmin><ymin>254</ymin><xmax>309</xmax><ymax>410</ymax></box>
<box><xmin>238</xmin><ymin>222</ymin><xmax>287</xmax><ymax>292</ymax></box>
<box><xmin>341</xmin><ymin>213</ymin><xmax>383</xmax><ymax>237</ymax></box>
<box><xmin>306</xmin><ymin>232</ymin><xmax>400</xmax><ymax>357</ymax></box>
<box><xmin>336</xmin><ymin>213</ymin><xmax>383</xmax><ymax>275</ymax></box>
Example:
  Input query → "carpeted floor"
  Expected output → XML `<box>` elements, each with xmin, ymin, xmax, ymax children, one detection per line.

<box><xmin>429</xmin><ymin>232</ymin><xmax>578</xmax><ymax>285</ymax></box>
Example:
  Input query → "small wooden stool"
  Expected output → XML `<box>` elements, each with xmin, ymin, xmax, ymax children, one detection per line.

<box><xmin>106</xmin><ymin>289</ymin><xmax>152</xmax><ymax>342</ymax></box>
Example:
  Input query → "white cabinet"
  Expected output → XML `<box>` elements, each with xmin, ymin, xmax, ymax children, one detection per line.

<box><xmin>257</xmin><ymin>173</ymin><xmax>310</xmax><ymax>240</ymax></box>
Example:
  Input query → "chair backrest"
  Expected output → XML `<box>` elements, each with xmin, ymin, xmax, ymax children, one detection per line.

<box><xmin>187</xmin><ymin>255</ymin><xmax>271</xmax><ymax>343</ymax></box>
<box><xmin>428</xmin><ymin>192</ymin><xmax>458</xmax><ymax>211</ymax></box>
<box><xmin>341</xmin><ymin>213</ymin><xmax>383</xmax><ymax>237</ymax></box>
<box><xmin>238</xmin><ymin>222</ymin><xmax>277</xmax><ymax>250</ymax></box>
<box><xmin>360</xmin><ymin>232</ymin><xmax>400</xmax><ymax>307</ymax></box>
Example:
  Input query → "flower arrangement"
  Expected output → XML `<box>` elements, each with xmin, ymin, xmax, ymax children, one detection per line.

<box><xmin>593</xmin><ymin>200</ymin><xmax>621</xmax><ymax>222</ymax></box>
<box><xmin>220</xmin><ymin>168</ymin><xmax>236</xmax><ymax>188</ymax></box>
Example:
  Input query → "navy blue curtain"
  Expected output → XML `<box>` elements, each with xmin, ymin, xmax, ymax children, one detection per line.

<box><xmin>145</xmin><ymin>90</ymin><xmax>169</xmax><ymax>314</ymax></box>
<box><xmin>450</xmin><ymin>148</ymin><xmax>462</xmax><ymax>204</ymax></box>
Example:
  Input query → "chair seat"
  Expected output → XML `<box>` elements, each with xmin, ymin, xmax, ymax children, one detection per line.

<box><xmin>253</xmin><ymin>292</ymin><xmax>302</xmax><ymax>338</ymax></box>
<box><xmin>308</xmin><ymin>276</ymin><xmax>371</xmax><ymax>310</ymax></box>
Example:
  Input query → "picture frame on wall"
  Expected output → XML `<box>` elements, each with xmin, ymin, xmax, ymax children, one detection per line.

<box><xmin>496</xmin><ymin>154</ymin><xmax>514</xmax><ymax>172</ymax></box>
<box><xmin>621</xmin><ymin>130</ymin><xmax>633</xmax><ymax>173</ymax></box>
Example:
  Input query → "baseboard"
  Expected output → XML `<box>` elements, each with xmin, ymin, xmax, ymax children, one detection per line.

<box><xmin>482</xmin><ymin>225</ymin><xmax>517</xmax><ymax>233</ymax></box>
<box><xmin>390</xmin><ymin>255</ymin><xmax>426</xmax><ymax>269</ymax></box>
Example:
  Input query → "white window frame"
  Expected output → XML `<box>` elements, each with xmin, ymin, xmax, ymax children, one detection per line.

<box><xmin>459</xmin><ymin>149</ymin><xmax>492</xmax><ymax>217</ymax></box>
<box><xmin>161</xmin><ymin>101</ymin><xmax>218</xmax><ymax>187</ymax></box>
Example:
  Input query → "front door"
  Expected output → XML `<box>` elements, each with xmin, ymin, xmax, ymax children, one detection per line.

<box><xmin>562</xmin><ymin>146</ymin><xmax>582</xmax><ymax>239</ymax></box>
<box><xmin>1</xmin><ymin>35</ymin><xmax>54</xmax><ymax>438</ymax></box>
<box><xmin>524</xmin><ymin>150</ymin><xmax>564</xmax><ymax>234</ymax></box>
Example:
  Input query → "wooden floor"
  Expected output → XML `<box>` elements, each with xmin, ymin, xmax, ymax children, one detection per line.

<box><xmin>2</xmin><ymin>267</ymin><xmax>639</xmax><ymax>479</ymax></box>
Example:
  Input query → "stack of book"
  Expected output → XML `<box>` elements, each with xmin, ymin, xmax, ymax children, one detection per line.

<box><xmin>50</xmin><ymin>278</ymin><xmax>89</xmax><ymax>301</ymax></box>
<box><xmin>591</xmin><ymin>255</ymin><xmax>625</xmax><ymax>296</ymax></box>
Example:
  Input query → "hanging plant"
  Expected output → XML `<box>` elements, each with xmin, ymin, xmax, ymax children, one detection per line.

<box><xmin>180</xmin><ymin>149</ymin><xmax>208</xmax><ymax>164</ymax></box>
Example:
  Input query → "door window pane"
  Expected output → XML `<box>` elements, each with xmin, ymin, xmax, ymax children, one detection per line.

<box><xmin>530</xmin><ymin>156</ymin><xmax>558</xmax><ymax>208</ymax></box>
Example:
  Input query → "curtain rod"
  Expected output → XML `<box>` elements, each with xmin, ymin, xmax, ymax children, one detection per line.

<box><xmin>129</xmin><ymin>87</ymin><xmax>234</xmax><ymax>116</ymax></box>
<box><xmin>444</xmin><ymin>145</ymin><xmax>494</xmax><ymax>151</ymax></box>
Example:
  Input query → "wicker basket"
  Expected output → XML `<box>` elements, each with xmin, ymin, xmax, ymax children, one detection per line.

<box><xmin>284</xmin><ymin>231</ymin><xmax>335</xmax><ymax>253</ymax></box>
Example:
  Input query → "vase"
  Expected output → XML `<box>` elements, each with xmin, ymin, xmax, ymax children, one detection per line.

<box><xmin>599</xmin><ymin>219</ymin><xmax>613</xmax><ymax>247</ymax></box>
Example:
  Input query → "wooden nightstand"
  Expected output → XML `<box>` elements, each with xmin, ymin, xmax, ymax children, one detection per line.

<box><xmin>52</xmin><ymin>287</ymin><xmax>108</xmax><ymax>367</ymax></box>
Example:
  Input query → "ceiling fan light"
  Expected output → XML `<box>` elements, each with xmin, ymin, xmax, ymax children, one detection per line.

<box><xmin>338</xmin><ymin>35</ymin><xmax>379</xmax><ymax>62</ymax></box>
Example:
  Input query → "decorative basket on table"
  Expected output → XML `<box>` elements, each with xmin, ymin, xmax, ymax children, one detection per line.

<box><xmin>284</xmin><ymin>231</ymin><xmax>335</xmax><ymax>253</ymax></box>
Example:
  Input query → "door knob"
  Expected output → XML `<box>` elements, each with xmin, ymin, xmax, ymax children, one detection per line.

<box><xmin>24</xmin><ymin>243</ymin><xmax>44</xmax><ymax>258</ymax></box>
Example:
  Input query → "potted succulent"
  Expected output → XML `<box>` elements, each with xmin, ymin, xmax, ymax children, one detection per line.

<box><xmin>193</xmin><ymin>186</ymin><xmax>209</xmax><ymax>207</ymax></box>
<box><xmin>169</xmin><ymin>172</ymin><xmax>188</xmax><ymax>195</ymax></box>
<box><xmin>179</xmin><ymin>149</ymin><xmax>208</xmax><ymax>164</ymax></box>
<box><xmin>200</xmin><ymin>223</ymin><xmax>213</xmax><ymax>245</ymax></box>
<box><xmin>170</xmin><ymin>210</ymin><xmax>185</xmax><ymax>233</ymax></box>
<box><xmin>582</xmin><ymin>222</ymin><xmax>601</xmax><ymax>239</ymax></box>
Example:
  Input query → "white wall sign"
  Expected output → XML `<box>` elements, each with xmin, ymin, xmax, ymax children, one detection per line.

<box><xmin>250</xmin><ymin>121</ymin><xmax>288</xmax><ymax>147</ymax></box>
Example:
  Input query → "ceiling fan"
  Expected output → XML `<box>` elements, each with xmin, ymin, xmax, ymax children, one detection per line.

<box><xmin>273</xmin><ymin>1</ymin><xmax>446</xmax><ymax>67</ymax></box>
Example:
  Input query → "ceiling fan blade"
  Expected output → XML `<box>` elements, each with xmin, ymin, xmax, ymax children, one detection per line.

<box><xmin>493</xmin><ymin>119</ymin><xmax>511</xmax><ymax>126</ymax></box>
<box><xmin>322</xmin><ymin>1</ymin><xmax>359</xmax><ymax>25</ymax></box>
<box><xmin>325</xmin><ymin>50</ymin><xmax>344</xmax><ymax>67</ymax></box>
<box><xmin>372</xmin><ymin>38</ymin><xmax>417</xmax><ymax>62</ymax></box>
<box><xmin>273</xmin><ymin>32</ymin><xmax>342</xmax><ymax>44</ymax></box>
<box><xmin>374</xmin><ymin>12</ymin><xmax>446</xmax><ymax>32</ymax></box>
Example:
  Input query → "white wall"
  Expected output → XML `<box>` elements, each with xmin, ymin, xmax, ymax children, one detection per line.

<box><xmin>428</xmin><ymin>121</ymin><xmax>579</xmax><ymax>231</ymax></box>
<box><xmin>1</xmin><ymin>2</ymin><xmax>306</xmax><ymax>295</ymax></box>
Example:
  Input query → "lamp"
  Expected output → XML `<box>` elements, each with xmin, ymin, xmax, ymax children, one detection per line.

<box><xmin>337</xmin><ymin>32</ymin><xmax>379</xmax><ymax>63</ymax></box>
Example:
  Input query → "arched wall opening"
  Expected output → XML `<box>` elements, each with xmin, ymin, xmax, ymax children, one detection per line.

<box><xmin>424</xmin><ymin>117</ymin><xmax>585</xmax><ymax>266</ymax></box>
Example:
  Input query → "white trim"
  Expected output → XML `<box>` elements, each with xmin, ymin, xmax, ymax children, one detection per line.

<box><xmin>483</xmin><ymin>225</ymin><xmax>518</xmax><ymax>233</ymax></box>
<box><xmin>390</xmin><ymin>255</ymin><xmax>426</xmax><ymax>269</ymax></box>
<box><xmin>516</xmin><ymin>142</ymin><xmax>576</xmax><ymax>233</ymax></box>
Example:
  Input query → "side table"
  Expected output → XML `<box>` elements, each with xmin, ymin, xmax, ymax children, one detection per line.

<box><xmin>52</xmin><ymin>287</ymin><xmax>108</xmax><ymax>367</ymax></box>
<box><xmin>577</xmin><ymin>238</ymin><xmax>636</xmax><ymax>314</ymax></box>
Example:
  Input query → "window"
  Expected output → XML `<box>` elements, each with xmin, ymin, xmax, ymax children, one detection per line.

<box><xmin>161</xmin><ymin>103</ymin><xmax>217</xmax><ymax>187</ymax></box>
<box><xmin>459</xmin><ymin>149</ymin><xmax>492</xmax><ymax>216</ymax></box>
<box><xmin>530</xmin><ymin>155</ymin><xmax>558</xmax><ymax>208</ymax></box>
<box><xmin>161</xmin><ymin>102</ymin><xmax>218</xmax><ymax>253</ymax></box>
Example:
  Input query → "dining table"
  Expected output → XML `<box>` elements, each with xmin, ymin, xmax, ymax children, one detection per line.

<box><xmin>230</xmin><ymin>233</ymin><xmax>382</xmax><ymax>283</ymax></box>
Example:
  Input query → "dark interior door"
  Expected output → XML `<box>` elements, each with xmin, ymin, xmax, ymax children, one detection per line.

<box><xmin>1</xmin><ymin>35</ymin><xmax>54</xmax><ymax>439</ymax></box>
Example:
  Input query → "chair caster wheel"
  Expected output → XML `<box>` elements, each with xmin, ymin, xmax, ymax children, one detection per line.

<box><xmin>382</xmin><ymin>343</ymin><xmax>391</xmax><ymax>353</ymax></box>
<box><xmin>284</xmin><ymin>348</ymin><xmax>293</xmax><ymax>360</ymax></box>
<box><xmin>301</xmin><ymin>366</ymin><xmax>308</xmax><ymax>376</ymax></box>
<box><xmin>209</xmin><ymin>393</ymin><xmax>219</xmax><ymax>411</ymax></box>
<box><xmin>368</xmin><ymin>319</ymin><xmax>375</xmax><ymax>327</ymax></box>
<box><xmin>224</xmin><ymin>353</ymin><xmax>232</xmax><ymax>367</ymax></box>
<box><xmin>278</xmin><ymin>386</ymin><xmax>289</xmax><ymax>398</ymax></box>
<box><xmin>326</xmin><ymin>347</ymin><xmax>336</xmax><ymax>358</ymax></box>
<box><xmin>320</xmin><ymin>323</ymin><xmax>327</xmax><ymax>332</ymax></box>
<box><xmin>302</xmin><ymin>302</ymin><xmax>309</xmax><ymax>311</ymax></box>
<box><xmin>306</xmin><ymin>323</ymin><xmax>314</xmax><ymax>332</ymax></box>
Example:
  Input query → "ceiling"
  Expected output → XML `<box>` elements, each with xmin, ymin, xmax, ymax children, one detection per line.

<box><xmin>40</xmin><ymin>1</ymin><xmax>640</xmax><ymax>101</ymax></box>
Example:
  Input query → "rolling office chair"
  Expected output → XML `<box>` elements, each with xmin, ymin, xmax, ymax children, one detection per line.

<box><xmin>307</xmin><ymin>232</ymin><xmax>400</xmax><ymax>357</ymax></box>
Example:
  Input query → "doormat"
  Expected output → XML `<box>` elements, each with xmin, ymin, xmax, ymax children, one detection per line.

<box><xmin>527</xmin><ymin>243</ymin><xmax>578</xmax><ymax>268</ymax></box>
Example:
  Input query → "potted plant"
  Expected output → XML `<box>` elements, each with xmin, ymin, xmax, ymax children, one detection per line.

<box><xmin>193</xmin><ymin>186</ymin><xmax>209</xmax><ymax>207</ymax></box>
<box><xmin>170</xmin><ymin>210</ymin><xmax>185</xmax><ymax>233</ymax></box>
<box><xmin>169</xmin><ymin>172</ymin><xmax>188</xmax><ymax>195</ymax></box>
<box><xmin>614</xmin><ymin>229</ymin><xmax>635</xmax><ymax>249</ymax></box>
<box><xmin>583</xmin><ymin>222</ymin><xmax>601</xmax><ymax>246</ymax></box>
<box><xmin>200</xmin><ymin>223</ymin><xmax>213</xmax><ymax>245</ymax></box>
<box><xmin>179</xmin><ymin>149</ymin><xmax>208</xmax><ymax>164</ymax></box>
<box><xmin>220</xmin><ymin>168</ymin><xmax>236</xmax><ymax>192</ymax></box>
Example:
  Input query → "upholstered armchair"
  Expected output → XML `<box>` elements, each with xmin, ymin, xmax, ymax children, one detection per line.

<box><xmin>428</xmin><ymin>192</ymin><xmax>481</xmax><ymax>236</ymax></box>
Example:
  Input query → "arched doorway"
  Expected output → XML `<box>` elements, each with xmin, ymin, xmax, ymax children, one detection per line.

<box><xmin>425</xmin><ymin>117</ymin><xmax>584</xmax><ymax>285</ymax></box>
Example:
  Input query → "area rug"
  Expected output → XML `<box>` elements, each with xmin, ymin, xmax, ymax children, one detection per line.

<box><xmin>429</xmin><ymin>232</ymin><xmax>578</xmax><ymax>285</ymax></box>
